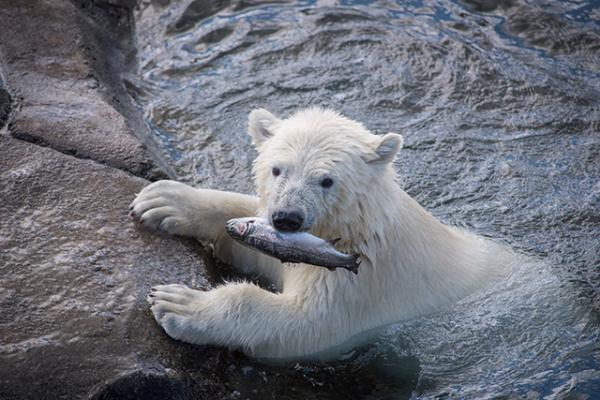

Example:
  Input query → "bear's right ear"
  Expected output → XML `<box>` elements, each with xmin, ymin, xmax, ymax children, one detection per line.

<box><xmin>248</xmin><ymin>108</ymin><xmax>280</xmax><ymax>146</ymax></box>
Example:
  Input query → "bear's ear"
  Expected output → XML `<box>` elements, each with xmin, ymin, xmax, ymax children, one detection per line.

<box><xmin>364</xmin><ymin>133</ymin><xmax>404</xmax><ymax>165</ymax></box>
<box><xmin>248</xmin><ymin>108</ymin><xmax>280</xmax><ymax>146</ymax></box>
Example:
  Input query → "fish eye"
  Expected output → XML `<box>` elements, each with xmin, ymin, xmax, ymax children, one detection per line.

<box><xmin>272</xmin><ymin>167</ymin><xmax>281</xmax><ymax>177</ymax></box>
<box><xmin>320</xmin><ymin>177</ymin><xmax>334</xmax><ymax>188</ymax></box>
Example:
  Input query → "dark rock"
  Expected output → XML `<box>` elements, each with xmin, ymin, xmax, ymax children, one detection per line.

<box><xmin>0</xmin><ymin>82</ymin><xmax>11</xmax><ymax>130</ymax></box>
<box><xmin>0</xmin><ymin>76</ymin><xmax>12</xmax><ymax>130</ymax></box>
<box><xmin>91</xmin><ymin>370</ymin><xmax>186</xmax><ymax>400</ymax></box>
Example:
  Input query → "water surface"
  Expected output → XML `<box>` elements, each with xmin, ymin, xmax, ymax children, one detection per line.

<box><xmin>128</xmin><ymin>0</ymin><xmax>600</xmax><ymax>398</ymax></box>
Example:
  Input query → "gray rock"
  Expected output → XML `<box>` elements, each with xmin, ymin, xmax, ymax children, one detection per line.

<box><xmin>0</xmin><ymin>135</ymin><xmax>226</xmax><ymax>399</ymax></box>
<box><xmin>0</xmin><ymin>85</ymin><xmax>10</xmax><ymax>131</ymax></box>
<box><xmin>0</xmin><ymin>0</ymin><xmax>168</xmax><ymax>180</ymax></box>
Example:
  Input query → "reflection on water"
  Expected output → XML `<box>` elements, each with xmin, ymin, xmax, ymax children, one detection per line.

<box><xmin>129</xmin><ymin>0</ymin><xmax>600</xmax><ymax>398</ymax></box>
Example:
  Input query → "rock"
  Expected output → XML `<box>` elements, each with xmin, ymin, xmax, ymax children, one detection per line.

<box><xmin>0</xmin><ymin>135</ymin><xmax>226</xmax><ymax>399</ymax></box>
<box><xmin>0</xmin><ymin>84</ymin><xmax>10</xmax><ymax>131</ymax></box>
<box><xmin>0</xmin><ymin>0</ymin><xmax>169</xmax><ymax>180</ymax></box>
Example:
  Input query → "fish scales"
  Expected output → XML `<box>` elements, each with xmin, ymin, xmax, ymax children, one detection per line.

<box><xmin>226</xmin><ymin>217</ymin><xmax>360</xmax><ymax>273</ymax></box>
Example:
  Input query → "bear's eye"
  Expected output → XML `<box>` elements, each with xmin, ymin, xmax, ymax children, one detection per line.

<box><xmin>320</xmin><ymin>178</ymin><xmax>334</xmax><ymax>188</ymax></box>
<box><xmin>272</xmin><ymin>167</ymin><xmax>281</xmax><ymax>177</ymax></box>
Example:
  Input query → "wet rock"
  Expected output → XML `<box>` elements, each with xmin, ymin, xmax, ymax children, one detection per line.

<box><xmin>0</xmin><ymin>135</ymin><xmax>227</xmax><ymax>399</ymax></box>
<box><xmin>0</xmin><ymin>84</ymin><xmax>10</xmax><ymax>131</ymax></box>
<box><xmin>0</xmin><ymin>0</ymin><xmax>168</xmax><ymax>180</ymax></box>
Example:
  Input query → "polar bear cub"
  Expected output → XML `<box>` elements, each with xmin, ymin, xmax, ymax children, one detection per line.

<box><xmin>130</xmin><ymin>107</ymin><xmax>507</xmax><ymax>359</ymax></box>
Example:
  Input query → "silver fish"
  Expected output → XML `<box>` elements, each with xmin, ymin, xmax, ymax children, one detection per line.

<box><xmin>226</xmin><ymin>217</ymin><xmax>360</xmax><ymax>274</ymax></box>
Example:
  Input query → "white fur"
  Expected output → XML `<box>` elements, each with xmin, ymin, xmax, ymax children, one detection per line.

<box><xmin>131</xmin><ymin>107</ymin><xmax>510</xmax><ymax>359</ymax></box>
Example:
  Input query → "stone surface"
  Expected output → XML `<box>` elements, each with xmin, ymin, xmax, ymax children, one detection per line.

<box><xmin>0</xmin><ymin>135</ymin><xmax>224</xmax><ymax>399</ymax></box>
<box><xmin>0</xmin><ymin>0</ymin><xmax>168</xmax><ymax>180</ymax></box>
<box><xmin>0</xmin><ymin>84</ymin><xmax>10</xmax><ymax>130</ymax></box>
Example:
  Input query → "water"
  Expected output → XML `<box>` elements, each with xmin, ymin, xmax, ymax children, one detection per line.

<box><xmin>128</xmin><ymin>0</ymin><xmax>600</xmax><ymax>398</ymax></box>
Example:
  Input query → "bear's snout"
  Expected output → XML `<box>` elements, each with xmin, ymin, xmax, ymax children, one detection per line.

<box><xmin>272</xmin><ymin>209</ymin><xmax>304</xmax><ymax>232</ymax></box>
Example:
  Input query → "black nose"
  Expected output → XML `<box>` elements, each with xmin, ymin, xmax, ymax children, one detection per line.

<box><xmin>272</xmin><ymin>210</ymin><xmax>304</xmax><ymax>232</ymax></box>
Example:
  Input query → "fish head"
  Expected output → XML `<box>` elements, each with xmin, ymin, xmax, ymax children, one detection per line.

<box><xmin>226</xmin><ymin>218</ymin><xmax>256</xmax><ymax>240</ymax></box>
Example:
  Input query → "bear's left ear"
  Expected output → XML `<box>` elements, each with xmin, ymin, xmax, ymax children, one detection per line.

<box><xmin>248</xmin><ymin>108</ymin><xmax>280</xmax><ymax>146</ymax></box>
<box><xmin>364</xmin><ymin>133</ymin><xmax>404</xmax><ymax>165</ymax></box>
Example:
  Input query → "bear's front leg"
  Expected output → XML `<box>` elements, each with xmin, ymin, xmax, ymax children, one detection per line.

<box><xmin>148</xmin><ymin>283</ymin><xmax>339</xmax><ymax>358</ymax></box>
<box><xmin>129</xmin><ymin>180</ymin><xmax>258</xmax><ymax>243</ymax></box>
<box><xmin>131</xmin><ymin>180</ymin><xmax>284</xmax><ymax>286</ymax></box>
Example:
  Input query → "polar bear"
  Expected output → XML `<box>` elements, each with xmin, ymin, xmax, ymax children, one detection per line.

<box><xmin>130</xmin><ymin>107</ymin><xmax>508</xmax><ymax>359</ymax></box>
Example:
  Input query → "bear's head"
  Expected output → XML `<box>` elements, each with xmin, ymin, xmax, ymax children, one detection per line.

<box><xmin>248</xmin><ymin>107</ymin><xmax>403</xmax><ymax>241</ymax></box>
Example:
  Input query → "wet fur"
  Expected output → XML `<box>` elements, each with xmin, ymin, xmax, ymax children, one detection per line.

<box><xmin>131</xmin><ymin>107</ymin><xmax>510</xmax><ymax>359</ymax></box>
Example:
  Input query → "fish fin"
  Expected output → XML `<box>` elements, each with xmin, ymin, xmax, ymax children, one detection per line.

<box><xmin>328</xmin><ymin>238</ymin><xmax>342</xmax><ymax>246</ymax></box>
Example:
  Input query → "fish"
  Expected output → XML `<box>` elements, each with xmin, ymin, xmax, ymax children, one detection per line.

<box><xmin>225</xmin><ymin>217</ymin><xmax>360</xmax><ymax>274</ymax></box>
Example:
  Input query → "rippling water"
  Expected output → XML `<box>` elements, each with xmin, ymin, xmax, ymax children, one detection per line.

<box><xmin>128</xmin><ymin>0</ymin><xmax>600</xmax><ymax>398</ymax></box>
